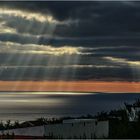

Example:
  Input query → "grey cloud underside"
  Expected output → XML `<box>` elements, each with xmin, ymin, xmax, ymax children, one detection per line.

<box><xmin>0</xmin><ymin>1</ymin><xmax>140</xmax><ymax>81</ymax></box>
<box><xmin>0</xmin><ymin>65</ymin><xmax>135</xmax><ymax>81</ymax></box>
<box><xmin>1</xmin><ymin>33</ymin><xmax>140</xmax><ymax>47</ymax></box>
<box><xmin>0</xmin><ymin>53</ymin><xmax>139</xmax><ymax>81</ymax></box>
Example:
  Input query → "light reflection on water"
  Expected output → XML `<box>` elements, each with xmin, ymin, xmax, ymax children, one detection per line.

<box><xmin>0</xmin><ymin>92</ymin><xmax>140</xmax><ymax>122</ymax></box>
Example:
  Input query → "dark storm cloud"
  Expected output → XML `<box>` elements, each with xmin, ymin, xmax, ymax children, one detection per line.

<box><xmin>0</xmin><ymin>1</ymin><xmax>95</xmax><ymax>20</ymax></box>
<box><xmin>51</xmin><ymin>1</ymin><xmax>140</xmax><ymax>37</ymax></box>
<box><xmin>1</xmin><ymin>1</ymin><xmax>140</xmax><ymax>37</ymax></box>
<box><xmin>0</xmin><ymin>1</ymin><xmax>140</xmax><ymax>81</ymax></box>
<box><xmin>1</xmin><ymin>1</ymin><xmax>140</xmax><ymax>38</ymax></box>
<box><xmin>0</xmin><ymin>65</ymin><xmax>135</xmax><ymax>81</ymax></box>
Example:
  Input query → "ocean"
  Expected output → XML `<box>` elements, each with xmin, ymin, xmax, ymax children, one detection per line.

<box><xmin>0</xmin><ymin>92</ymin><xmax>140</xmax><ymax>122</ymax></box>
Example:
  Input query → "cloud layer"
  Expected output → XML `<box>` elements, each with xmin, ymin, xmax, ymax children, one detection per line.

<box><xmin>0</xmin><ymin>1</ymin><xmax>140</xmax><ymax>81</ymax></box>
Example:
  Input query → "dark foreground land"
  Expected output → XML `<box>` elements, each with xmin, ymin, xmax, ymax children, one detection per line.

<box><xmin>1</xmin><ymin>99</ymin><xmax>140</xmax><ymax>139</ymax></box>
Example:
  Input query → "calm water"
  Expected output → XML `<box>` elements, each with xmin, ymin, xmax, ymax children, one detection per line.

<box><xmin>0</xmin><ymin>92</ymin><xmax>140</xmax><ymax>122</ymax></box>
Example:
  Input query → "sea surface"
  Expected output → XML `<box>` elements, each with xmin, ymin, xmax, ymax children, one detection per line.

<box><xmin>0</xmin><ymin>92</ymin><xmax>140</xmax><ymax>122</ymax></box>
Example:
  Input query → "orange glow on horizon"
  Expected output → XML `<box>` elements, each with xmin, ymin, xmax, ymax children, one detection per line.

<box><xmin>0</xmin><ymin>81</ymin><xmax>139</xmax><ymax>93</ymax></box>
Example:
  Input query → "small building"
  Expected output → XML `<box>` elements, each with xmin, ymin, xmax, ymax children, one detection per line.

<box><xmin>0</xmin><ymin>119</ymin><xmax>109</xmax><ymax>139</ymax></box>
<box><xmin>44</xmin><ymin>119</ymin><xmax>109</xmax><ymax>139</ymax></box>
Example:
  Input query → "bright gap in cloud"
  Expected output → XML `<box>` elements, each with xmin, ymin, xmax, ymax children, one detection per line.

<box><xmin>0</xmin><ymin>7</ymin><xmax>58</xmax><ymax>23</ymax></box>
<box><xmin>0</xmin><ymin>41</ymin><xmax>91</xmax><ymax>56</ymax></box>
<box><xmin>104</xmin><ymin>56</ymin><xmax>140</xmax><ymax>66</ymax></box>
<box><xmin>0</xmin><ymin>22</ymin><xmax>17</xmax><ymax>34</ymax></box>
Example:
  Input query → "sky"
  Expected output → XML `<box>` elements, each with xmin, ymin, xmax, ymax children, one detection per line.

<box><xmin>0</xmin><ymin>1</ymin><xmax>140</xmax><ymax>92</ymax></box>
